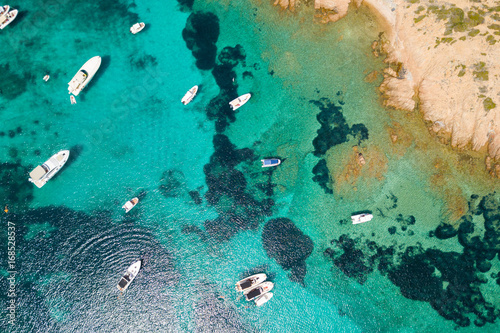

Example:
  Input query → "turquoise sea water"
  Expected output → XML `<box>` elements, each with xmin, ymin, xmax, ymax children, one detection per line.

<box><xmin>1</xmin><ymin>0</ymin><xmax>500</xmax><ymax>332</ymax></box>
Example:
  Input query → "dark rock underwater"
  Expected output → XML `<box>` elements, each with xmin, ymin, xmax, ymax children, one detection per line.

<box><xmin>325</xmin><ymin>192</ymin><xmax>500</xmax><ymax>327</ymax></box>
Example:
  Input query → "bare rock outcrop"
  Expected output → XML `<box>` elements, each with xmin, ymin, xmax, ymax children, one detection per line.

<box><xmin>273</xmin><ymin>0</ymin><xmax>500</xmax><ymax>176</ymax></box>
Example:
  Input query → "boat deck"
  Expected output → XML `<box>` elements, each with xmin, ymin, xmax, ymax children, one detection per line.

<box><xmin>245</xmin><ymin>288</ymin><xmax>261</xmax><ymax>300</ymax></box>
<box><xmin>239</xmin><ymin>280</ymin><xmax>252</xmax><ymax>290</ymax></box>
<box><xmin>118</xmin><ymin>276</ymin><xmax>130</xmax><ymax>289</ymax></box>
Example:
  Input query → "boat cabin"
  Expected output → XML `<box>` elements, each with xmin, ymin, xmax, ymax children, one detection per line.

<box><xmin>245</xmin><ymin>288</ymin><xmax>262</xmax><ymax>301</ymax></box>
<box><xmin>68</xmin><ymin>70</ymin><xmax>88</xmax><ymax>92</ymax></box>
<box><xmin>118</xmin><ymin>275</ymin><xmax>131</xmax><ymax>289</ymax></box>
<box><xmin>29</xmin><ymin>165</ymin><xmax>49</xmax><ymax>181</ymax></box>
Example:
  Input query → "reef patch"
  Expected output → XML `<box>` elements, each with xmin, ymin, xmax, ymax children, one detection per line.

<box><xmin>202</xmin><ymin>135</ymin><xmax>273</xmax><ymax>241</ymax></box>
<box><xmin>310</xmin><ymin>97</ymin><xmax>369</xmax><ymax>194</ymax></box>
<box><xmin>182</xmin><ymin>12</ymin><xmax>220</xmax><ymax>70</ymax></box>
<box><xmin>325</xmin><ymin>192</ymin><xmax>500</xmax><ymax>327</ymax></box>
<box><xmin>262</xmin><ymin>218</ymin><xmax>313</xmax><ymax>285</ymax></box>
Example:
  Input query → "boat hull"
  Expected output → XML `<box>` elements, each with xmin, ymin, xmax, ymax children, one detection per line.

<box><xmin>181</xmin><ymin>85</ymin><xmax>198</xmax><ymax>105</ymax></box>
<box><xmin>261</xmin><ymin>159</ymin><xmax>281</xmax><ymax>167</ymax></box>
<box><xmin>229</xmin><ymin>93</ymin><xmax>251</xmax><ymax>110</ymax></box>
<box><xmin>351</xmin><ymin>213</ymin><xmax>373</xmax><ymax>224</ymax></box>
<box><xmin>235</xmin><ymin>273</ymin><xmax>267</xmax><ymax>292</ymax></box>
<box><xmin>68</xmin><ymin>56</ymin><xmax>102</xmax><ymax>96</ymax></box>
<box><xmin>0</xmin><ymin>9</ymin><xmax>18</xmax><ymax>30</ymax></box>
<box><xmin>122</xmin><ymin>197</ymin><xmax>139</xmax><ymax>213</ymax></box>
<box><xmin>0</xmin><ymin>5</ymin><xmax>10</xmax><ymax>16</ymax></box>
<box><xmin>244</xmin><ymin>281</ymin><xmax>274</xmax><ymax>301</ymax></box>
<box><xmin>255</xmin><ymin>292</ymin><xmax>273</xmax><ymax>307</ymax></box>
<box><xmin>130</xmin><ymin>22</ymin><xmax>145</xmax><ymax>34</ymax></box>
<box><xmin>117</xmin><ymin>260</ymin><xmax>141</xmax><ymax>292</ymax></box>
<box><xmin>28</xmin><ymin>150</ymin><xmax>70</xmax><ymax>188</ymax></box>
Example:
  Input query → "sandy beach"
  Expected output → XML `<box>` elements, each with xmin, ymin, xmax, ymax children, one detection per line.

<box><xmin>274</xmin><ymin>0</ymin><xmax>500</xmax><ymax>177</ymax></box>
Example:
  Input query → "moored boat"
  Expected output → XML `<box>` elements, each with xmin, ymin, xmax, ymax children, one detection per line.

<box><xmin>244</xmin><ymin>281</ymin><xmax>274</xmax><ymax>301</ymax></box>
<box><xmin>117</xmin><ymin>260</ymin><xmax>141</xmax><ymax>292</ymax></box>
<box><xmin>0</xmin><ymin>8</ymin><xmax>17</xmax><ymax>30</ymax></box>
<box><xmin>235</xmin><ymin>273</ymin><xmax>267</xmax><ymax>292</ymax></box>
<box><xmin>70</xmin><ymin>95</ymin><xmax>76</xmax><ymax>104</ymax></box>
<box><xmin>68</xmin><ymin>56</ymin><xmax>101</xmax><ymax>96</ymax></box>
<box><xmin>0</xmin><ymin>5</ymin><xmax>10</xmax><ymax>15</ymax></box>
<box><xmin>229</xmin><ymin>93</ymin><xmax>251</xmax><ymax>110</ymax></box>
<box><xmin>254</xmin><ymin>292</ymin><xmax>273</xmax><ymax>307</ymax></box>
<box><xmin>181</xmin><ymin>85</ymin><xmax>198</xmax><ymax>105</ymax></box>
<box><xmin>351</xmin><ymin>213</ymin><xmax>373</xmax><ymax>224</ymax></box>
<box><xmin>43</xmin><ymin>75</ymin><xmax>50</xmax><ymax>82</ymax></box>
<box><xmin>130</xmin><ymin>22</ymin><xmax>145</xmax><ymax>34</ymax></box>
<box><xmin>28</xmin><ymin>150</ymin><xmax>70</xmax><ymax>188</ymax></box>
<box><xmin>261</xmin><ymin>159</ymin><xmax>281</xmax><ymax>167</ymax></box>
<box><xmin>122</xmin><ymin>197</ymin><xmax>139</xmax><ymax>213</ymax></box>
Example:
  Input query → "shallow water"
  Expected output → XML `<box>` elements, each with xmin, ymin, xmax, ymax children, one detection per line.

<box><xmin>1</xmin><ymin>0</ymin><xmax>499</xmax><ymax>332</ymax></box>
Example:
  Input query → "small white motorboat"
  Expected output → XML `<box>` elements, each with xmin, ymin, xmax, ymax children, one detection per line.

<box><xmin>181</xmin><ymin>85</ymin><xmax>198</xmax><ymax>105</ymax></box>
<box><xmin>70</xmin><ymin>95</ymin><xmax>76</xmax><ymax>104</ymax></box>
<box><xmin>28</xmin><ymin>150</ymin><xmax>70</xmax><ymax>188</ymax></box>
<box><xmin>122</xmin><ymin>197</ymin><xmax>139</xmax><ymax>213</ymax></box>
<box><xmin>229</xmin><ymin>93</ymin><xmax>251</xmax><ymax>110</ymax></box>
<box><xmin>351</xmin><ymin>213</ymin><xmax>373</xmax><ymax>224</ymax></box>
<box><xmin>117</xmin><ymin>260</ymin><xmax>141</xmax><ymax>292</ymax></box>
<box><xmin>261</xmin><ymin>159</ymin><xmax>281</xmax><ymax>167</ymax></box>
<box><xmin>254</xmin><ymin>292</ymin><xmax>273</xmax><ymax>307</ymax></box>
<box><xmin>43</xmin><ymin>75</ymin><xmax>50</xmax><ymax>82</ymax></box>
<box><xmin>130</xmin><ymin>22</ymin><xmax>145</xmax><ymax>34</ymax></box>
<box><xmin>244</xmin><ymin>281</ymin><xmax>274</xmax><ymax>301</ymax></box>
<box><xmin>68</xmin><ymin>56</ymin><xmax>102</xmax><ymax>96</ymax></box>
<box><xmin>0</xmin><ymin>5</ymin><xmax>10</xmax><ymax>15</ymax></box>
<box><xmin>0</xmin><ymin>8</ymin><xmax>18</xmax><ymax>30</ymax></box>
<box><xmin>235</xmin><ymin>273</ymin><xmax>267</xmax><ymax>292</ymax></box>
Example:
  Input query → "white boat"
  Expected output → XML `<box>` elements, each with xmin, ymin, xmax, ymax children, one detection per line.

<box><xmin>351</xmin><ymin>213</ymin><xmax>373</xmax><ymax>224</ymax></box>
<box><xmin>235</xmin><ymin>273</ymin><xmax>267</xmax><ymax>292</ymax></box>
<box><xmin>261</xmin><ymin>159</ymin><xmax>281</xmax><ymax>167</ymax></box>
<box><xmin>122</xmin><ymin>197</ymin><xmax>139</xmax><ymax>213</ymax></box>
<box><xmin>0</xmin><ymin>8</ymin><xmax>17</xmax><ymax>30</ymax></box>
<box><xmin>229</xmin><ymin>93</ymin><xmax>251</xmax><ymax>110</ymax></box>
<box><xmin>117</xmin><ymin>260</ymin><xmax>141</xmax><ymax>292</ymax></box>
<box><xmin>254</xmin><ymin>292</ymin><xmax>273</xmax><ymax>307</ymax></box>
<box><xmin>43</xmin><ymin>75</ymin><xmax>50</xmax><ymax>82</ymax></box>
<box><xmin>28</xmin><ymin>150</ymin><xmax>70</xmax><ymax>188</ymax></box>
<box><xmin>70</xmin><ymin>95</ymin><xmax>76</xmax><ymax>104</ymax></box>
<box><xmin>130</xmin><ymin>22</ymin><xmax>145</xmax><ymax>34</ymax></box>
<box><xmin>68</xmin><ymin>56</ymin><xmax>101</xmax><ymax>96</ymax></box>
<box><xmin>0</xmin><ymin>5</ymin><xmax>10</xmax><ymax>15</ymax></box>
<box><xmin>244</xmin><ymin>281</ymin><xmax>274</xmax><ymax>301</ymax></box>
<box><xmin>181</xmin><ymin>85</ymin><xmax>198</xmax><ymax>105</ymax></box>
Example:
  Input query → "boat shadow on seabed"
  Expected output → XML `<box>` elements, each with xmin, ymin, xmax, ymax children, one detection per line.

<box><xmin>59</xmin><ymin>144</ymin><xmax>83</xmax><ymax>171</ymax></box>
<box><xmin>87</xmin><ymin>54</ymin><xmax>110</xmax><ymax>93</ymax></box>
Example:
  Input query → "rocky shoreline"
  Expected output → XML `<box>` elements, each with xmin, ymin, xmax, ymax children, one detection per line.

<box><xmin>274</xmin><ymin>0</ymin><xmax>500</xmax><ymax>177</ymax></box>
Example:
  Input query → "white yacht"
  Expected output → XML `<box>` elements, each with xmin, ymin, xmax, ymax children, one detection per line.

<box><xmin>43</xmin><ymin>75</ymin><xmax>50</xmax><ymax>82</ymax></box>
<box><xmin>28</xmin><ymin>150</ymin><xmax>70</xmax><ymax>188</ymax></box>
<box><xmin>0</xmin><ymin>5</ymin><xmax>10</xmax><ymax>15</ymax></box>
<box><xmin>254</xmin><ymin>292</ymin><xmax>273</xmax><ymax>307</ymax></box>
<box><xmin>70</xmin><ymin>95</ymin><xmax>76</xmax><ymax>104</ymax></box>
<box><xmin>117</xmin><ymin>260</ymin><xmax>141</xmax><ymax>292</ymax></box>
<box><xmin>130</xmin><ymin>22</ymin><xmax>145</xmax><ymax>34</ymax></box>
<box><xmin>0</xmin><ymin>8</ymin><xmax>17</xmax><ymax>30</ymax></box>
<box><xmin>229</xmin><ymin>93</ymin><xmax>251</xmax><ymax>110</ymax></box>
<box><xmin>261</xmin><ymin>159</ymin><xmax>281</xmax><ymax>167</ymax></box>
<box><xmin>68</xmin><ymin>56</ymin><xmax>101</xmax><ymax>96</ymax></box>
<box><xmin>122</xmin><ymin>197</ymin><xmax>139</xmax><ymax>213</ymax></box>
<box><xmin>244</xmin><ymin>281</ymin><xmax>274</xmax><ymax>301</ymax></box>
<box><xmin>181</xmin><ymin>85</ymin><xmax>198</xmax><ymax>105</ymax></box>
<box><xmin>235</xmin><ymin>273</ymin><xmax>267</xmax><ymax>292</ymax></box>
<box><xmin>351</xmin><ymin>213</ymin><xmax>373</xmax><ymax>224</ymax></box>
